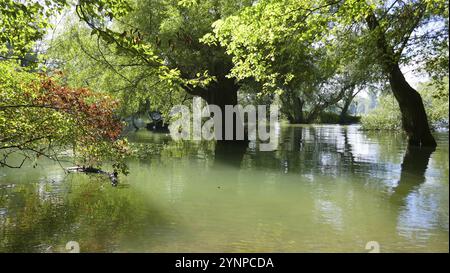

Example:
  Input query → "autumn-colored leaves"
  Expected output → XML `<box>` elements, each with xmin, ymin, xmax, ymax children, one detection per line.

<box><xmin>1</xmin><ymin>62</ymin><xmax>130</xmax><ymax>175</ymax></box>
<box><xmin>37</xmin><ymin>76</ymin><xmax>123</xmax><ymax>142</ymax></box>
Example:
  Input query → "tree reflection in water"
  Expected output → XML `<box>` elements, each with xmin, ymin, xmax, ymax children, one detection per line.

<box><xmin>0</xmin><ymin>125</ymin><xmax>447</xmax><ymax>252</ymax></box>
<box><xmin>0</xmin><ymin>177</ymin><xmax>170</xmax><ymax>252</ymax></box>
<box><xmin>392</xmin><ymin>146</ymin><xmax>435</xmax><ymax>202</ymax></box>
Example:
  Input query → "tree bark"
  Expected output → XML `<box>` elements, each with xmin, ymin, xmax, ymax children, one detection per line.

<box><xmin>339</xmin><ymin>96</ymin><xmax>353</xmax><ymax>124</ymax></box>
<box><xmin>389</xmin><ymin>65</ymin><xmax>436</xmax><ymax>146</ymax></box>
<box><xmin>366</xmin><ymin>12</ymin><xmax>436</xmax><ymax>147</ymax></box>
<box><xmin>281</xmin><ymin>93</ymin><xmax>305</xmax><ymax>124</ymax></box>
<box><xmin>201</xmin><ymin>75</ymin><xmax>245</xmax><ymax>141</ymax></box>
<box><xmin>201</xmin><ymin>75</ymin><xmax>239</xmax><ymax>111</ymax></box>
<box><xmin>184</xmin><ymin>74</ymin><xmax>247</xmax><ymax>141</ymax></box>
<box><xmin>292</xmin><ymin>97</ymin><xmax>305</xmax><ymax>124</ymax></box>
<box><xmin>287</xmin><ymin>97</ymin><xmax>304</xmax><ymax>124</ymax></box>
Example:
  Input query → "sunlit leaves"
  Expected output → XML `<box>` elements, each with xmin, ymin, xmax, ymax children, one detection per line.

<box><xmin>178</xmin><ymin>0</ymin><xmax>198</xmax><ymax>8</ymax></box>
<box><xmin>0</xmin><ymin>61</ymin><xmax>130</xmax><ymax>174</ymax></box>
<box><xmin>361</xmin><ymin>78</ymin><xmax>449</xmax><ymax>130</ymax></box>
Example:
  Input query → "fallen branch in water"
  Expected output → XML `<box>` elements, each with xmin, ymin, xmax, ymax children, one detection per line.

<box><xmin>66</xmin><ymin>166</ymin><xmax>118</xmax><ymax>186</ymax></box>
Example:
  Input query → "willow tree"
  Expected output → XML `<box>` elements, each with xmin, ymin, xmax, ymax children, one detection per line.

<box><xmin>66</xmin><ymin>0</ymin><xmax>255</xmax><ymax>140</ymax></box>
<box><xmin>207</xmin><ymin>0</ymin><xmax>448</xmax><ymax>147</ymax></box>
<box><xmin>47</xmin><ymin>22</ymin><xmax>188</xmax><ymax>121</ymax></box>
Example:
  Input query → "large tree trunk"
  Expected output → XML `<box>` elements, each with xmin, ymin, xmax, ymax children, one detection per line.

<box><xmin>286</xmin><ymin>97</ymin><xmax>304</xmax><ymax>124</ymax></box>
<box><xmin>186</xmin><ymin>73</ymin><xmax>248</xmax><ymax>142</ymax></box>
<box><xmin>281</xmin><ymin>93</ymin><xmax>305</xmax><ymax>124</ymax></box>
<box><xmin>201</xmin><ymin>76</ymin><xmax>238</xmax><ymax>112</ymax></box>
<box><xmin>366</xmin><ymin>12</ymin><xmax>437</xmax><ymax>147</ymax></box>
<box><xmin>339</xmin><ymin>96</ymin><xmax>353</xmax><ymax>124</ymax></box>
<box><xmin>389</xmin><ymin>65</ymin><xmax>436</xmax><ymax>147</ymax></box>
<box><xmin>291</xmin><ymin>97</ymin><xmax>305</xmax><ymax>124</ymax></box>
<box><xmin>199</xmin><ymin>75</ymin><xmax>248</xmax><ymax>164</ymax></box>
<box><xmin>200</xmin><ymin>75</ymin><xmax>246</xmax><ymax>141</ymax></box>
<box><xmin>184</xmin><ymin>74</ymin><xmax>248</xmax><ymax>164</ymax></box>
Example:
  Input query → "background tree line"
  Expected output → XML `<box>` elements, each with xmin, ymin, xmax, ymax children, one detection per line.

<box><xmin>0</xmin><ymin>0</ymin><xmax>448</xmax><ymax>171</ymax></box>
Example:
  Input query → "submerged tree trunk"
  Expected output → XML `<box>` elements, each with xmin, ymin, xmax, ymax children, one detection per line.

<box><xmin>281</xmin><ymin>93</ymin><xmax>305</xmax><ymax>124</ymax></box>
<box><xmin>201</xmin><ymin>75</ymin><xmax>246</xmax><ymax>141</ymax></box>
<box><xmin>388</xmin><ymin>65</ymin><xmax>436</xmax><ymax>147</ymax></box>
<box><xmin>339</xmin><ymin>91</ymin><xmax>357</xmax><ymax>124</ymax></box>
<box><xmin>181</xmin><ymin>69</ymin><xmax>249</xmax><ymax>170</ymax></box>
<box><xmin>292</xmin><ymin>97</ymin><xmax>305</xmax><ymax>124</ymax></box>
<box><xmin>366</xmin><ymin>12</ymin><xmax>437</xmax><ymax>147</ymax></box>
<box><xmin>287</xmin><ymin>97</ymin><xmax>304</xmax><ymax>124</ymax></box>
<box><xmin>183</xmin><ymin>74</ymin><xmax>247</xmax><ymax>141</ymax></box>
<box><xmin>202</xmin><ymin>76</ymin><xmax>238</xmax><ymax>114</ymax></box>
<box><xmin>338</xmin><ymin>99</ymin><xmax>351</xmax><ymax>124</ymax></box>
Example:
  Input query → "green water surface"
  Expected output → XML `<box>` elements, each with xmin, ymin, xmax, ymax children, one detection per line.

<box><xmin>0</xmin><ymin>125</ymin><xmax>448</xmax><ymax>252</ymax></box>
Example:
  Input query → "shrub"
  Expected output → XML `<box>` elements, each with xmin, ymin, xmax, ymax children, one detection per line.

<box><xmin>361</xmin><ymin>79</ymin><xmax>449</xmax><ymax>131</ymax></box>
<box><xmin>0</xmin><ymin>61</ymin><xmax>130</xmax><ymax>174</ymax></box>
<box><xmin>361</xmin><ymin>94</ymin><xmax>402</xmax><ymax>130</ymax></box>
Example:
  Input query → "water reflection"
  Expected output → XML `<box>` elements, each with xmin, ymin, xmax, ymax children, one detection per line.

<box><xmin>392</xmin><ymin>146</ymin><xmax>435</xmax><ymax>202</ymax></box>
<box><xmin>245</xmin><ymin>125</ymin><xmax>405</xmax><ymax>181</ymax></box>
<box><xmin>0</xmin><ymin>125</ymin><xmax>448</xmax><ymax>252</ymax></box>
<box><xmin>0</xmin><ymin>176</ymin><xmax>171</xmax><ymax>252</ymax></box>
<box><xmin>214</xmin><ymin>141</ymin><xmax>248</xmax><ymax>168</ymax></box>
<box><xmin>393</xmin><ymin>144</ymin><xmax>449</xmax><ymax>249</ymax></box>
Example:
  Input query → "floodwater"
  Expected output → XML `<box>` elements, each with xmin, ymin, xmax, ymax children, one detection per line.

<box><xmin>0</xmin><ymin>125</ymin><xmax>448</xmax><ymax>252</ymax></box>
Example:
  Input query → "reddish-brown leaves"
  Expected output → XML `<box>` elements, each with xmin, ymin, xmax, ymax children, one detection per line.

<box><xmin>36</xmin><ymin>77</ymin><xmax>124</xmax><ymax>142</ymax></box>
